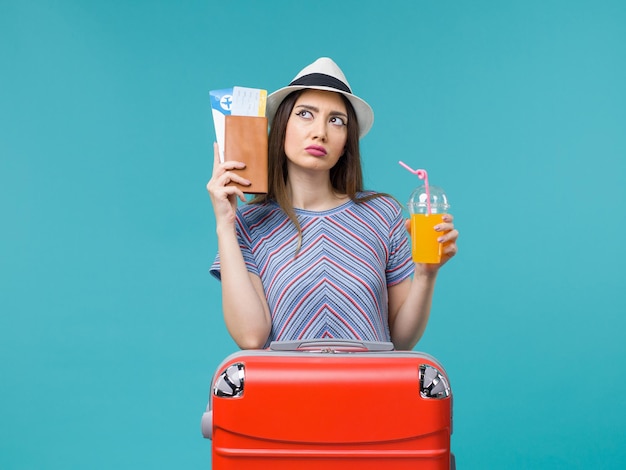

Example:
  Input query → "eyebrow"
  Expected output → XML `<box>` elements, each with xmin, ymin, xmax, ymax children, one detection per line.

<box><xmin>294</xmin><ymin>104</ymin><xmax>348</xmax><ymax>119</ymax></box>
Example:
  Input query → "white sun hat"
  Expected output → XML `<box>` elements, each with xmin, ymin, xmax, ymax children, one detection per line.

<box><xmin>266</xmin><ymin>57</ymin><xmax>374</xmax><ymax>138</ymax></box>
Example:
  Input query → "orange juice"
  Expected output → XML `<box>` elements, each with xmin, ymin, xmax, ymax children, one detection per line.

<box><xmin>411</xmin><ymin>213</ymin><xmax>444</xmax><ymax>264</ymax></box>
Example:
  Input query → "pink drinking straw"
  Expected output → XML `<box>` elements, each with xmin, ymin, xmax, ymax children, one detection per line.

<box><xmin>398</xmin><ymin>161</ymin><xmax>431</xmax><ymax>215</ymax></box>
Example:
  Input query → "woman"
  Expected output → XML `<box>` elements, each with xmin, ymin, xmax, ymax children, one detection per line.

<box><xmin>207</xmin><ymin>58</ymin><xmax>458</xmax><ymax>350</ymax></box>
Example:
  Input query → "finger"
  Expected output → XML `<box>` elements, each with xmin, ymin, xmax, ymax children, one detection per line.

<box><xmin>212</xmin><ymin>183</ymin><xmax>247</xmax><ymax>203</ymax></box>
<box><xmin>216</xmin><ymin>161</ymin><xmax>247</xmax><ymax>180</ymax></box>
<box><xmin>207</xmin><ymin>172</ymin><xmax>248</xmax><ymax>195</ymax></box>
<box><xmin>437</xmin><ymin>229</ymin><xmax>459</xmax><ymax>244</ymax></box>
<box><xmin>442</xmin><ymin>242</ymin><xmax>458</xmax><ymax>259</ymax></box>
<box><xmin>221</xmin><ymin>171</ymin><xmax>251</xmax><ymax>187</ymax></box>
<box><xmin>434</xmin><ymin>222</ymin><xmax>455</xmax><ymax>233</ymax></box>
<box><xmin>213</xmin><ymin>142</ymin><xmax>221</xmax><ymax>170</ymax></box>
<box><xmin>224</xmin><ymin>186</ymin><xmax>248</xmax><ymax>204</ymax></box>
<box><xmin>211</xmin><ymin>143</ymin><xmax>245</xmax><ymax>171</ymax></box>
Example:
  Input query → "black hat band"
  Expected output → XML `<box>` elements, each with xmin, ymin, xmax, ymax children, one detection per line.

<box><xmin>289</xmin><ymin>73</ymin><xmax>352</xmax><ymax>94</ymax></box>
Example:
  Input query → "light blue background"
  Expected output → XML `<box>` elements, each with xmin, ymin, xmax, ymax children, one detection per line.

<box><xmin>2</xmin><ymin>1</ymin><xmax>625</xmax><ymax>468</ymax></box>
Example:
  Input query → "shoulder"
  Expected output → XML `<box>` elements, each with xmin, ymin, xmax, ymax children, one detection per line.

<box><xmin>235</xmin><ymin>200</ymin><xmax>288</xmax><ymax>235</ymax></box>
<box><xmin>354</xmin><ymin>192</ymin><xmax>404</xmax><ymax>220</ymax></box>
<box><xmin>236</xmin><ymin>200</ymin><xmax>279</xmax><ymax>221</ymax></box>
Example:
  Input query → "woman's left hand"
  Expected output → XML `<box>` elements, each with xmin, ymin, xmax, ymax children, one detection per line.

<box><xmin>434</xmin><ymin>213</ymin><xmax>458</xmax><ymax>266</ymax></box>
<box><xmin>405</xmin><ymin>213</ymin><xmax>459</xmax><ymax>272</ymax></box>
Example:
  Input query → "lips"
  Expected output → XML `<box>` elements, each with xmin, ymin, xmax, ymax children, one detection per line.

<box><xmin>305</xmin><ymin>145</ymin><xmax>327</xmax><ymax>157</ymax></box>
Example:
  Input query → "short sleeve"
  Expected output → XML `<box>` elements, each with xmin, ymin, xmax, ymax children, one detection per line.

<box><xmin>386</xmin><ymin>202</ymin><xmax>414</xmax><ymax>286</ymax></box>
<box><xmin>209</xmin><ymin>209</ymin><xmax>261</xmax><ymax>281</ymax></box>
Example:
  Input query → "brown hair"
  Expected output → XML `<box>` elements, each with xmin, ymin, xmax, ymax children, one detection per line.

<box><xmin>252</xmin><ymin>90</ymin><xmax>386</xmax><ymax>253</ymax></box>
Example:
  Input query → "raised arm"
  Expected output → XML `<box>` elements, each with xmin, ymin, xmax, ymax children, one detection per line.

<box><xmin>207</xmin><ymin>142</ymin><xmax>272</xmax><ymax>349</ymax></box>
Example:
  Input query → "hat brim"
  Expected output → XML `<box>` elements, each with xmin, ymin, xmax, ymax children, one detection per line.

<box><xmin>267</xmin><ymin>85</ymin><xmax>374</xmax><ymax>138</ymax></box>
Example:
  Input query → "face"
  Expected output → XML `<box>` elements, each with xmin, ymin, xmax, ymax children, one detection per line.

<box><xmin>283</xmin><ymin>89</ymin><xmax>348</xmax><ymax>172</ymax></box>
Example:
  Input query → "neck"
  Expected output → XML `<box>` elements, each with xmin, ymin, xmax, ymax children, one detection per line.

<box><xmin>286</xmin><ymin>169</ymin><xmax>348</xmax><ymax>211</ymax></box>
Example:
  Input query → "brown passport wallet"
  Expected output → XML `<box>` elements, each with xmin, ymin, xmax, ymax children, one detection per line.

<box><xmin>224</xmin><ymin>115</ymin><xmax>268</xmax><ymax>194</ymax></box>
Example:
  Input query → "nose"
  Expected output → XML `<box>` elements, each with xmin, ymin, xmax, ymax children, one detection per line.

<box><xmin>311</xmin><ymin>119</ymin><xmax>327</xmax><ymax>141</ymax></box>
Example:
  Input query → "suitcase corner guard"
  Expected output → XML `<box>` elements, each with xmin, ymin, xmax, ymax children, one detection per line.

<box><xmin>214</xmin><ymin>363</ymin><xmax>245</xmax><ymax>397</ymax></box>
<box><xmin>419</xmin><ymin>363</ymin><xmax>451</xmax><ymax>399</ymax></box>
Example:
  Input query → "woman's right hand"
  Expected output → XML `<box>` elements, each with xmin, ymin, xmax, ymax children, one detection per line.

<box><xmin>206</xmin><ymin>142</ymin><xmax>251</xmax><ymax>229</ymax></box>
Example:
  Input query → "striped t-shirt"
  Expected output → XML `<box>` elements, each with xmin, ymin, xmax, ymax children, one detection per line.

<box><xmin>210</xmin><ymin>194</ymin><xmax>414</xmax><ymax>345</ymax></box>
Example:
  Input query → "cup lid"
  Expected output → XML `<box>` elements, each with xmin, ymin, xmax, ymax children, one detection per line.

<box><xmin>408</xmin><ymin>185</ymin><xmax>449</xmax><ymax>211</ymax></box>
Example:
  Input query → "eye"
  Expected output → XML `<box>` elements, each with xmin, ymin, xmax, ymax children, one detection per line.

<box><xmin>295</xmin><ymin>110</ymin><xmax>313</xmax><ymax>119</ymax></box>
<box><xmin>330</xmin><ymin>116</ymin><xmax>347</xmax><ymax>127</ymax></box>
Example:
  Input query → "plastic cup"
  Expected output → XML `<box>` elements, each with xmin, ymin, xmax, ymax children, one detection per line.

<box><xmin>408</xmin><ymin>185</ymin><xmax>450</xmax><ymax>264</ymax></box>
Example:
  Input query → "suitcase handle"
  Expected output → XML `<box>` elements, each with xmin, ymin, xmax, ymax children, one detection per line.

<box><xmin>269</xmin><ymin>339</ymin><xmax>394</xmax><ymax>353</ymax></box>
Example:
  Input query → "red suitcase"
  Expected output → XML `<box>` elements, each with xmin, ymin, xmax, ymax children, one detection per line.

<box><xmin>201</xmin><ymin>339</ymin><xmax>454</xmax><ymax>469</ymax></box>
